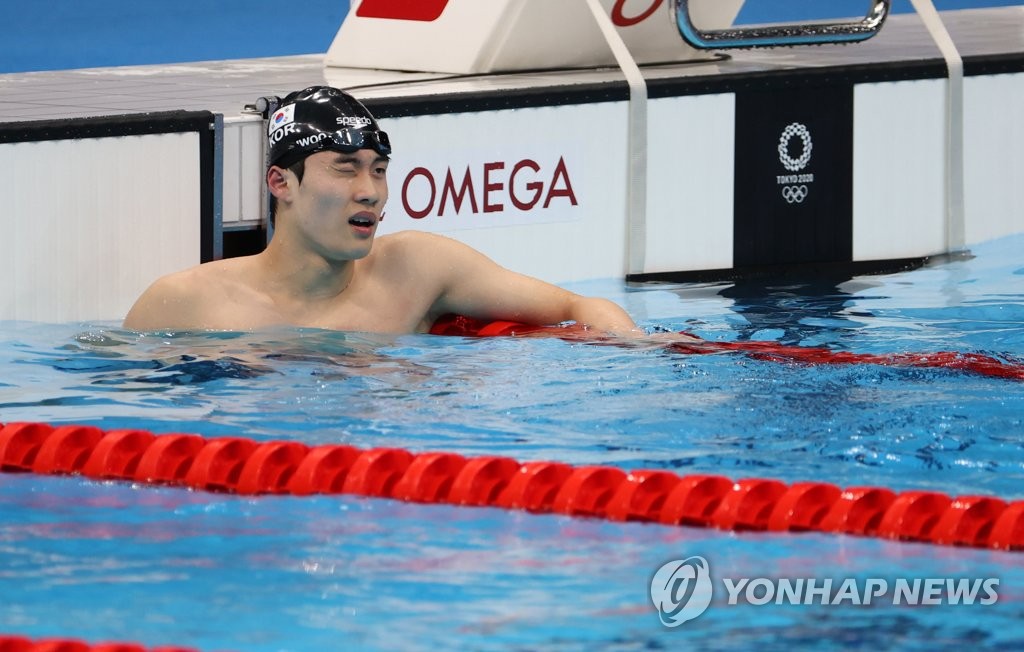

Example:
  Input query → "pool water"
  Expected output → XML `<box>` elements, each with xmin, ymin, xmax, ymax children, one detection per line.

<box><xmin>1</xmin><ymin>234</ymin><xmax>1022</xmax><ymax>651</ymax></box>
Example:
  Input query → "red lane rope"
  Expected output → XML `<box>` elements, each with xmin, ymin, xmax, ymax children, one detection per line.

<box><xmin>0</xmin><ymin>634</ymin><xmax>196</xmax><ymax>651</ymax></box>
<box><xmin>1</xmin><ymin>422</ymin><xmax>1021</xmax><ymax>550</ymax></box>
<box><xmin>428</xmin><ymin>315</ymin><xmax>1024</xmax><ymax>380</ymax></box>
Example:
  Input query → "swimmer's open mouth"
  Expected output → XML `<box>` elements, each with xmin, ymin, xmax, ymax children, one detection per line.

<box><xmin>348</xmin><ymin>213</ymin><xmax>376</xmax><ymax>227</ymax></box>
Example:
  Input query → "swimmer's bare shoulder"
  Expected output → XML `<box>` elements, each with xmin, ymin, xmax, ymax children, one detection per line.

<box><xmin>372</xmin><ymin>230</ymin><xmax>483</xmax><ymax>294</ymax></box>
<box><xmin>364</xmin><ymin>231</ymin><xmax>499</xmax><ymax>330</ymax></box>
<box><xmin>122</xmin><ymin>257</ymin><xmax>259</xmax><ymax>331</ymax></box>
<box><xmin>373</xmin><ymin>230</ymin><xmax>459</xmax><ymax>276</ymax></box>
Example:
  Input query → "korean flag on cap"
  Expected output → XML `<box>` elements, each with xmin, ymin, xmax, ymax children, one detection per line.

<box><xmin>268</xmin><ymin>104</ymin><xmax>296</xmax><ymax>136</ymax></box>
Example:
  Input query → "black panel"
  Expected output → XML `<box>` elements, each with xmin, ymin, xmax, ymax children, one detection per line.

<box><xmin>625</xmin><ymin>257</ymin><xmax>927</xmax><ymax>285</ymax></box>
<box><xmin>0</xmin><ymin>110</ymin><xmax>214</xmax><ymax>143</ymax></box>
<box><xmin>733</xmin><ymin>84</ymin><xmax>854</xmax><ymax>268</ymax></box>
<box><xmin>223</xmin><ymin>228</ymin><xmax>268</xmax><ymax>259</ymax></box>
<box><xmin>362</xmin><ymin>82</ymin><xmax>630</xmax><ymax>118</ymax></box>
<box><xmin>197</xmin><ymin>118</ymin><xmax>216</xmax><ymax>263</ymax></box>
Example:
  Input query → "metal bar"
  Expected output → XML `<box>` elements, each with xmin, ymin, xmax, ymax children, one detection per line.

<box><xmin>673</xmin><ymin>0</ymin><xmax>891</xmax><ymax>49</ymax></box>
<box><xmin>210</xmin><ymin>113</ymin><xmax>224</xmax><ymax>261</ymax></box>
<box><xmin>908</xmin><ymin>0</ymin><xmax>965</xmax><ymax>254</ymax></box>
<box><xmin>584</xmin><ymin>0</ymin><xmax>649</xmax><ymax>276</ymax></box>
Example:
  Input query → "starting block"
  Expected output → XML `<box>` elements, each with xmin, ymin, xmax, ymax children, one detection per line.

<box><xmin>325</xmin><ymin>0</ymin><xmax>745</xmax><ymax>73</ymax></box>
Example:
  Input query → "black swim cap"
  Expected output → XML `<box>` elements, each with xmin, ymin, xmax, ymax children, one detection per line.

<box><xmin>267</xmin><ymin>86</ymin><xmax>391</xmax><ymax>170</ymax></box>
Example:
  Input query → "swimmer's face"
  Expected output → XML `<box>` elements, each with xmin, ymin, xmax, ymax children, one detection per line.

<box><xmin>285</xmin><ymin>149</ymin><xmax>389</xmax><ymax>259</ymax></box>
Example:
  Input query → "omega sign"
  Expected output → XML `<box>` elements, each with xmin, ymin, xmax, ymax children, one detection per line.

<box><xmin>776</xmin><ymin>122</ymin><xmax>815</xmax><ymax>204</ymax></box>
<box><xmin>400</xmin><ymin>156</ymin><xmax>578</xmax><ymax>220</ymax></box>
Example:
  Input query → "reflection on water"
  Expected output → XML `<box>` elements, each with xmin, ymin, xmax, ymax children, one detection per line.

<box><xmin>715</xmin><ymin>275</ymin><xmax>881</xmax><ymax>346</ymax></box>
<box><xmin>0</xmin><ymin>327</ymin><xmax>448</xmax><ymax>433</ymax></box>
<box><xmin>7</xmin><ymin>327</ymin><xmax>439</xmax><ymax>388</ymax></box>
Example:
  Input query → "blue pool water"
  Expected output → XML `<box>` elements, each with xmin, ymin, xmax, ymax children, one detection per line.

<box><xmin>1</xmin><ymin>233</ymin><xmax>1023</xmax><ymax>650</ymax></box>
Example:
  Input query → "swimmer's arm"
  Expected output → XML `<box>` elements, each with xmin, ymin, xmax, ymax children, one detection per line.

<box><xmin>122</xmin><ymin>273</ymin><xmax>204</xmax><ymax>331</ymax></box>
<box><xmin>425</xmin><ymin>234</ymin><xmax>641</xmax><ymax>336</ymax></box>
<box><xmin>562</xmin><ymin>294</ymin><xmax>641</xmax><ymax>336</ymax></box>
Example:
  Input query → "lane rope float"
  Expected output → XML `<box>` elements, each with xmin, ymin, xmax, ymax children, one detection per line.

<box><xmin>428</xmin><ymin>315</ymin><xmax>1024</xmax><ymax>381</ymax></box>
<box><xmin>1</xmin><ymin>422</ymin><xmax>1021</xmax><ymax>551</ymax></box>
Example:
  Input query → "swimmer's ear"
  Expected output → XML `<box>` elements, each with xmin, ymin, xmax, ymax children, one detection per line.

<box><xmin>267</xmin><ymin>166</ymin><xmax>291</xmax><ymax>199</ymax></box>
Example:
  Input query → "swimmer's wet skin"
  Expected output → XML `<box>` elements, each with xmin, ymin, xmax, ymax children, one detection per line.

<box><xmin>123</xmin><ymin>86</ymin><xmax>640</xmax><ymax>336</ymax></box>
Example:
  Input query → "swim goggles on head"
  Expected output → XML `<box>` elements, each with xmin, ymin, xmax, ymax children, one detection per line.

<box><xmin>328</xmin><ymin>128</ymin><xmax>392</xmax><ymax>156</ymax></box>
<box><xmin>273</xmin><ymin>127</ymin><xmax>392</xmax><ymax>170</ymax></box>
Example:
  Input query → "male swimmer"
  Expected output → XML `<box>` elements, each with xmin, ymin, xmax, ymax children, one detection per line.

<box><xmin>124</xmin><ymin>86</ymin><xmax>640</xmax><ymax>336</ymax></box>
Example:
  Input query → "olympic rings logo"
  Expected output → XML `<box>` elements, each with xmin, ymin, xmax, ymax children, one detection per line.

<box><xmin>782</xmin><ymin>185</ymin><xmax>809</xmax><ymax>204</ymax></box>
<box><xmin>778</xmin><ymin>123</ymin><xmax>812</xmax><ymax>172</ymax></box>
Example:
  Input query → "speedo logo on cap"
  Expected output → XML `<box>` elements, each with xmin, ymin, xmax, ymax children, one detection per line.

<box><xmin>268</xmin><ymin>104</ymin><xmax>296</xmax><ymax>136</ymax></box>
<box><xmin>337</xmin><ymin>116</ymin><xmax>372</xmax><ymax>128</ymax></box>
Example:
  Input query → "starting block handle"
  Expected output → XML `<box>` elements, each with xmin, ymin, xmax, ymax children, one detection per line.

<box><xmin>673</xmin><ymin>0</ymin><xmax>891</xmax><ymax>49</ymax></box>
